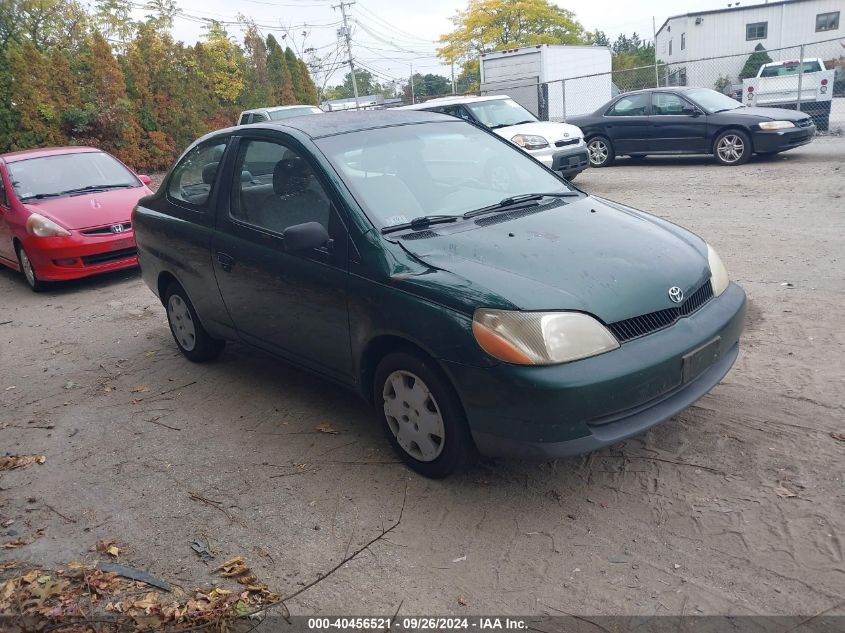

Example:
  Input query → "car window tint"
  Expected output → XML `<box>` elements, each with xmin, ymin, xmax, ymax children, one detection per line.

<box><xmin>231</xmin><ymin>140</ymin><xmax>331</xmax><ymax>235</ymax></box>
<box><xmin>653</xmin><ymin>93</ymin><xmax>688</xmax><ymax>115</ymax></box>
<box><xmin>441</xmin><ymin>106</ymin><xmax>472</xmax><ymax>122</ymax></box>
<box><xmin>239</xmin><ymin>114</ymin><xmax>250</xmax><ymax>125</ymax></box>
<box><xmin>168</xmin><ymin>142</ymin><xmax>227</xmax><ymax>208</ymax></box>
<box><xmin>0</xmin><ymin>170</ymin><xmax>7</xmax><ymax>206</ymax></box>
<box><xmin>606</xmin><ymin>94</ymin><xmax>650</xmax><ymax>116</ymax></box>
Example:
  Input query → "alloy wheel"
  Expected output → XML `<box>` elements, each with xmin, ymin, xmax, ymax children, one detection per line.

<box><xmin>716</xmin><ymin>134</ymin><xmax>744</xmax><ymax>164</ymax></box>
<box><xmin>19</xmin><ymin>249</ymin><xmax>36</xmax><ymax>288</ymax></box>
<box><xmin>588</xmin><ymin>139</ymin><xmax>609</xmax><ymax>166</ymax></box>
<box><xmin>382</xmin><ymin>370</ymin><xmax>445</xmax><ymax>462</ymax></box>
<box><xmin>167</xmin><ymin>294</ymin><xmax>197</xmax><ymax>352</ymax></box>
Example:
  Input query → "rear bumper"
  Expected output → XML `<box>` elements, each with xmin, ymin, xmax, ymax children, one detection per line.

<box><xmin>22</xmin><ymin>233</ymin><xmax>138</xmax><ymax>281</ymax></box>
<box><xmin>443</xmin><ymin>282</ymin><xmax>746</xmax><ymax>459</ymax></box>
<box><xmin>753</xmin><ymin>125</ymin><xmax>816</xmax><ymax>153</ymax></box>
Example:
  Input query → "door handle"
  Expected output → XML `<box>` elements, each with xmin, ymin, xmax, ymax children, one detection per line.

<box><xmin>216</xmin><ymin>252</ymin><xmax>235</xmax><ymax>272</ymax></box>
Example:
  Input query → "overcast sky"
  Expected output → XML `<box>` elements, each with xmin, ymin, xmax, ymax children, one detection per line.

<box><xmin>121</xmin><ymin>0</ymin><xmax>730</xmax><ymax>87</ymax></box>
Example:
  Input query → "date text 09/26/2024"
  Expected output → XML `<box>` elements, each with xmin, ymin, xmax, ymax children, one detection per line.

<box><xmin>307</xmin><ymin>617</ymin><xmax>528</xmax><ymax>630</ymax></box>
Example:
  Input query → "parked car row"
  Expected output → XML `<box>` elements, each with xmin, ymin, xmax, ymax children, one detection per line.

<box><xmin>6</xmin><ymin>81</ymin><xmax>818</xmax><ymax>476</ymax></box>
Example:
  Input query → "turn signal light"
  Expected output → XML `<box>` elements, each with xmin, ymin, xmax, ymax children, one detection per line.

<box><xmin>821</xmin><ymin>79</ymin><xmax>829</xmax><ymax>86</ymax></box>
<box><xmin>747</xmin><ymin>86</ymin><xmax>754</xmax><ymax>92</ymax></box>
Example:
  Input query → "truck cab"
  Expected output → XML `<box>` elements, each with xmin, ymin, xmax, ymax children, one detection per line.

<box><xmin>742</xmin><ymin>58</ymin><xmax>834</xmax><ymax>130</ymax></box>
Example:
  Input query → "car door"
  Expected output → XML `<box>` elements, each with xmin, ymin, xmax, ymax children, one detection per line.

<box><xmin>648</xmin><ymin>92</ymin><xmax>708</xmax><ymax>153</ymax></box>
<box><xmin>212</xmin><ymin>133</ymin><xmax>353</xmax><ymax>381</ymax></box>
<box><xmin>0</xmin><ymin>163</ymin><xmax>16</xmax><ymax>266</ymax></box>
<box><xmin>602</xmin><ymin>93</ymin><xmax>652</xmax><ymax>154</ymax></box>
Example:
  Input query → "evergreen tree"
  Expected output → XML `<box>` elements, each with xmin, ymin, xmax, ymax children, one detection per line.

<box><xmin>266</xmin><ymin>35</ymin><xmax>295</xmax><ymax>104</ymax></box>
<box><xmin>739</xmin><ymin>43</ymin><xmax>773</xmax><ymax>80</ymax></box>
<box><xmin>284</xmin><ymin>46</ymin><xmax>305</xmax><ymax>102</ymax></box>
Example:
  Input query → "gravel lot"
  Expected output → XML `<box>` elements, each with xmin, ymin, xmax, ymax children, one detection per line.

<box><xmin>1</xmin><ymin>137</ymin><xmax>843</xmax><ymax>618</ymax></box>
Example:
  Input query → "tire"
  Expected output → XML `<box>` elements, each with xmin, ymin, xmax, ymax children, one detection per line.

<box><xmin>163</xmin><ymin>282</ymin><xmax>225</xmax><ymax>362</ymax></box>
<box><xmin>713</xmin><ymin>129</ymin><xmax>752</xmax><ymax>166</ymax></box>
<box><xmin>16</xmin><ymin>244</ymin><xmax>45</xmax><ymax>292</ymax></box>
<box><xmin>374</xmin><ymin>350</ymin><xmax>473</xmax><ymax>478</ymax></box>
<box><xmin>587</xmin><ymin>136</ymin><xmax>614</xmax><ymax>167</ymax></box>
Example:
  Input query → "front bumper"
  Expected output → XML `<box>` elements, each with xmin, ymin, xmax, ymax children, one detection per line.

<box><xmin>443</xmin><ymin>282</ymin><xmax>746</xmax><ymax>458</ymax></box>
<box><xmin>753</xmin><ymin>125</ymin><xmax>816</xmax><ymax>153</ymax></box>
<box><xmin>531</xmin><ymin>144</ymin><xmax>590</xmax><ymax>178</ymax></box>
<box><xmin>23</xmin><ymin>232</ymin><xmax>138</xmax><ymax>281</ymax></box>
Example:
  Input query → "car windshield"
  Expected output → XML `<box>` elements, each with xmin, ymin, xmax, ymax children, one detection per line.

<box><xmin>7</xmin><ymin>151</ymin><xmax>139</xmax><ymax>200</ymax></box>
<box><xmin>760</xmin><ymin>61</ymin><xmax>823</xmax><ymax>77</ymax></box>
<box><xmin>315</xmin><ymin>121</ymin><xmax>573</xmax><ymax>229</ymax></box>
<box><xmin>268</xmin><ymin>107</ymin><xmax>322</xmax><ymax>120</ymax></box>
<box><xmin>465</xmin><ymin>98</ymin><xmax>538</xmax><ymax>128</ymax></box>
<box><xmin>685</xmin><ymin>88</ymin><xmax>743</xmax><ymax>112</ymax></box>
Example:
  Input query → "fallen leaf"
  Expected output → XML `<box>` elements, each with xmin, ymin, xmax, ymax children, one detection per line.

<box><xmin>457</xmin><ymin>595</ymin><xmax>467</xmax><ymax>606</ymax></box>
<box><xmin>107</xmin><ymin>545</ymin><xmax>120</xmax><ymax>557</ymax></box>
<box><xmin>831</xmin><ymin>432</ymin><xmax>845</xmax><ymax>442</ymax></box>
<box><xmin>2</xmin><ymin>520</ymin><xmax>14</xmax><ymax>528</ymax></box>
<box><xmin>215</xmin><ymin>557</ymin><xmax>245</xmax><ymax>572</ymax></box>
<box><xmin>131</xmin><ymin>385</ymin><xmax>150</xmax><ymax>393</ymax></box>
<box><xmin>131</xmin><ymin>398</ymin><xmax>143</xmax><ymax>405</ymax></box>
<box><xmin>0</xmin><ymin>455</ymin><xmax>46</xmax><ymax>471</ymax></box>
<box><xmin>1</xmin><ymin>538</ymin><xmax>28</xmax><ymax>549</ymax></box>
<box><xmin>316</xmin><ymin>422</ymin><xmax>338</xmax><ymax>434</ymax></box>
<box><xmin>774</xmin><ymin>482</ymin><xmax>797</xmax><ymax>498</ymax></box>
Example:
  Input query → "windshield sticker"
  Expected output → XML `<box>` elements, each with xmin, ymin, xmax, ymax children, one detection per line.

<box><xmin>385</xmin><ymin>215</ymin><xmax>408</xmax><ymax>225</ymax></box>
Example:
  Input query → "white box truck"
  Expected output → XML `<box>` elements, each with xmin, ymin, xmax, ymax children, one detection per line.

<box><xmin>479</xmin><ymin>44</ymin><xmax>612</xmax><ymax>122</ymax></box>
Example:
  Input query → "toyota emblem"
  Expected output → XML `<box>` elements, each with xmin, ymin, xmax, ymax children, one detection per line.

<box><xmin>110</xmin><ymin>224</ymin><xmax>125</xmax><ymax>234</ymax></box>
<box><xmin>668</xmin><ymin>286</ymin><xmax>684</xmax><ymax>303</ymax></box>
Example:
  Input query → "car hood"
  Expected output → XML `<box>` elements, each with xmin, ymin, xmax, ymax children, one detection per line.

<box><xmin>23</xmin><ymin>186</ymin><xmax>151</xmax><ymax>230</ymax></box>
<box><xmin>492</xmin><ymin>121</ymin><xmax>584</xmax><ymax>143</ymax></box>
<box><xmin>395</xmin><ymin>196</ymin><xmax>711</xmax><ymax>324</ymax></box>
<box><xmin>718</xmin><ymin>106</ymin><xmax>810</xmax><ymax>122</ymax></box>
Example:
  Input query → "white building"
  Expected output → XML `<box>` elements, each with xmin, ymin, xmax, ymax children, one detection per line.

<box><xmin>655</xmin><ymin>0</ymin><xmax>844</xmax><ymax>89</ymax></box>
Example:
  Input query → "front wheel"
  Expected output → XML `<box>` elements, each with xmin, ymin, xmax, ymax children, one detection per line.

<box><xmin>164</xmin><ymin>283</ymin><xmax>225</xmax><ymax>362</ymax></box>
<box><xmin>374</xmin><ymin>350</ymin><xmax>473</xmax><ymax>478</ymax></box>
<box><xmin>714</xmin><ymin>130</ymin><xmax>751</xmax><ymax>166</ymax></box>
<box><xmin>16</xmin><ymin>245</ymin><xmax>45</xmax><ymax>292</ymax></box>
<box><xmin>587</xmin><ymin>137</ymin><xmax>614</xmax><ymax>167</ymax></box>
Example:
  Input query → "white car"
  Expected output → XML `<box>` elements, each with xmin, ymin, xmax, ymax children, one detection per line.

<box><xmin>402</xmin><ymin>95</ymin><xmax>589</xmax><ymax>180</ymax></box>
<box><xmin>237</xmin><ymin>105</ymin><xmax>323</xmax><ymax>125</ymax></box>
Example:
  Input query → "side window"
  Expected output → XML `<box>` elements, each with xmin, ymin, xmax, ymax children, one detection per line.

<box><xmin>441</xmin><ymin>105</ymin><xmax>473</xmax><ymax>122</ymax></box>
<box><xmin>653</xmin><ymin>93</ymin><xmax>689</xmax><ymax>115</ymax></box>
<box><xmin>231</xmin><ymin>139</ymin><xmax>331</xmax><ymax>236</ymax></box>
<box><xmin>239</xmin><ymin>114</ymin><xmax>250</xmax><ymax>125</ymax></box>
<box><xmin>606</xmin><ymin>93</ymin><xmax>650</xmax><ymax>116</ymax></box>
<box><xmin>0</xmin><ymin>169</ymin><xmax>7</xmax><ymax>206</ymax></box>
<box><xmin>168</xmin><ymin>141</ymin><xmax>228</xmax><ymax>207</ymax></box>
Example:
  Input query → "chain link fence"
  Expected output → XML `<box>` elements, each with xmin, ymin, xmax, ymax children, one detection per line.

<box><xmin>542</xmin><ymin>38</ymin><xmax>844</xmax><ymax>132</ymax></box>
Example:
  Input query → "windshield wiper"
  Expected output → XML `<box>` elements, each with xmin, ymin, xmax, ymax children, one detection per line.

<box><xmin>380</xmin><ymin>214</ymin><xmax>459</xmax><ymax>235</ymax></box>
<box><xmin>463</xmin><ymin>191</ymin><xmax>580</xmax><ymax>219</ymax></box>
<box><xmin>61</xmin><ymin>184</ymin><xmax>134</xmax><ymax>195</ymax></box>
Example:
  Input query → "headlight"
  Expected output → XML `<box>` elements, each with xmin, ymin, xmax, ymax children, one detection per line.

<box><xmin>511</xmin><ymin>134</ymin><xmax>549</xmax><ymax>151</ymax></box>
<box><xmin>472</xmin><ymin>309</ymin><xmax>619</xmax><ymax>365</ymax></box>
<box><xmin>26</xmin><ymin>213</ymin><xmax>70</xmax><ymax>237</ymax></box>
<box><xmin>758</xmin><ymin>121</ymin><xmax>795</xmax><ymax>130</ymax></box>
<box><xmin>707</xmin><ymin>244</ymin><xmax>729</xmax><ymax>297</ymax></box>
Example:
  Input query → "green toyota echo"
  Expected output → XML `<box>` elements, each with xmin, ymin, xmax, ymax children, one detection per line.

<box><xmin>132</xmin><ymin>110</ymin><xmax>746</xmax><ymax>478</ymax></box>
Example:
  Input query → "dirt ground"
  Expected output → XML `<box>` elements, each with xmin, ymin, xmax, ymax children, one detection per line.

<box><xmin>1</xmin><ymin>137</ymin><xmax>844</xmax><ymax>619</ymax></box>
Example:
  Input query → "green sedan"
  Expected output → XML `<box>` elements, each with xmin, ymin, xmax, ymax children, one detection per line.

<box><xmin>132</xmin><ymin>110</ymin><xmax>746</xmax><ymax>478</ymax></box>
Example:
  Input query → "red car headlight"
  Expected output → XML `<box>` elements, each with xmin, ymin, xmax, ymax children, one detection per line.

<box><xmin>26</xmin><ymin>213</ymin><xmax>71</xmax><ymax>237</ymax></box>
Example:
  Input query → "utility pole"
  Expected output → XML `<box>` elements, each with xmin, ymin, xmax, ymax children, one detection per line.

<box><xmin>333</xmin><ymin>1</ymin><xmax>360</xmax><ymax>109</ymax></box>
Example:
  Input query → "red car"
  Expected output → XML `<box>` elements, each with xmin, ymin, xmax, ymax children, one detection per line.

<box><xmin>0</xmin><ymin>146</ymin><xmax>153</xmax><ymax>291</ymax></box>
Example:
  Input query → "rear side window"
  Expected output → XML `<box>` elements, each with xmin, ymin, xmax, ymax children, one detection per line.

<box><xmin>239</xmin><ymin>114</ymin><xmax>251</xmax><ymax>125</ymax></box>
<box><xmin>168</xmin><ymin>141</ymin><xmax>228</xmax><ymax>208</ymax></box>
<box><xmin>0</xmin><ymin>168</ymin><xmax>7</xmax><ymax>206</ymax></box>
<box><xmin>606</xmin><ymin>94</ymin><xmax>650</xmax><ymax>116</ymax></box>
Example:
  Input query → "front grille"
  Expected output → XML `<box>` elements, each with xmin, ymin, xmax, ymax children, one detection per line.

<box><xmin>82</xmin><ymin>247</ymin><xmax>137</xmax><ymax>266</ymax></box>
<box><xmin>607</xmin><ymin>282</ymin><xmax>714</xmax><ymax>343</ymax></box>
<box><xmin>474</xmin><ymin>199</ymin><xmax>564</xmax><ymax>227</ymax></box>
<box><xmin>81</xmin><ymin>222</ymin><xmax>132</xmax><ymax>236</ymax></box>
<box><xmin>555</xmin><ymin>138</ymin><xmax>580</xmax><ymax>147</ymax></box>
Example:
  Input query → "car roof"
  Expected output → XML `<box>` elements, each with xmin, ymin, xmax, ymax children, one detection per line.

<box><xmin>401</xmin><ymin>94</ymin><xmax>512</xmax><ymax>110</ymax></box>
<box><xmin>215</xmin><ymin>110</ymin><xmax>455</xmax><ymax>140</ymax></box>
<box><xmin>1</xmin><ymin>146</ymin><xmax>101</xmax><ymax>163</ymax></box>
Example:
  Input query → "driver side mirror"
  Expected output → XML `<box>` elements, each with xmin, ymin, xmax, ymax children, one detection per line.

<box><xmin>138</xmin><ymin>174</ymin><xmax>152</xmax><ymax>186</ymax></box>
<box><xmin>282</xmin><ymin>221</ymin><xmax>331</xmax><ymax>252</ymax></box>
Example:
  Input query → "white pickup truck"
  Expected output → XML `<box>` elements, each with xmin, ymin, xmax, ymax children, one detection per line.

<box><xmin>742</xmin><ymin>58</ymin><xmax>834</xmax><ymax>130</ymax></box>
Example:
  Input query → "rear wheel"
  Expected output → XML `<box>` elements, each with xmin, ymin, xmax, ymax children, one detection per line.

<box><xmin>374</xmin><ymin>350</ymin><xmax>473</xmax><ymax>478</ymax></box>
<box><xmin>587</xmin><ymin>137</ymin><xmax>614</xmax><ymax>167</ymax></box>
<box><xmin>164</xmin><ymin>283</ymin><xmax>225</xmax><ymax>362</ymax></box>
<box><xmin>16</xmin><ymin>245</ymin><xmax>44</xmax><ymax>292</ymax></box>
<box><xmin>714</xmin><ymin>130</ymin><xmax>751</xmax><ymax>166</ymax></box>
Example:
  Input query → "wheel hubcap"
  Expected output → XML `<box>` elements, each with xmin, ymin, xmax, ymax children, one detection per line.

<box><xmin>589</xmin><ymin>140</ymin><xmax>608</xmax><ymax>165</ymax></box>
<box><xmin>382</xmin><ymin>370</ymin><xmax>445</xmax><ymax>462</ymax></box>
<box><xmin>717</xmin><ymin>135</ymin><xmax>744</xmax><ymax>163</ymax></box>
<box><xmin>167</xmin><ymin>295</ymin><xmax>197</xmax><ymax>352</ymax></box>
<box><xmin>19</xmin><ymin>250</ymin><xmax>36</xmax><ymax>286</ymax></box>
